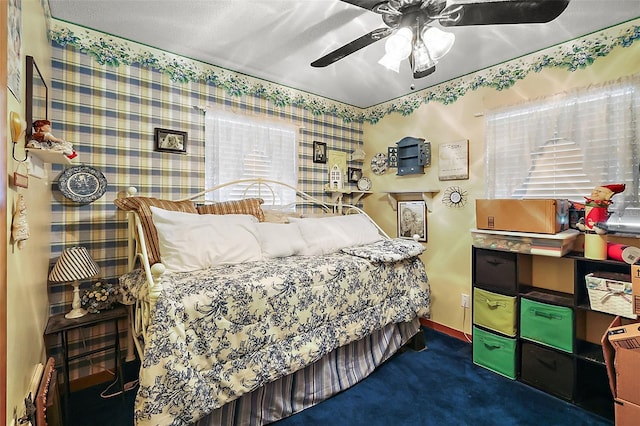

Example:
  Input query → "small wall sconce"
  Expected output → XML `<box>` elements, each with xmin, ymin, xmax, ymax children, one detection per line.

<box><xmin>10</xmin><ymin>111</ymin><xmax>28</xmax><ymax>162</ymax></box>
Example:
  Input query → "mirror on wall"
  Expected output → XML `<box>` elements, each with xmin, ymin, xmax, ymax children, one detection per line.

<box><xmin>25</xmin><ymin>55</ymin><xmax>48</xmax><ymax>141</ymax></box>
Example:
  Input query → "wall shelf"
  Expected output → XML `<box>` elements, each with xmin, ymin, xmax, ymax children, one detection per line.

<box><xmin>27</xmin><ymin>149</ymin><xmax>75</xmax><ymax>165</ymax></box>
<box><xmin>325</xmin><ymin>189</ymin><xmax>372</xmax><ymax>213</ymax></box>
<box><xmin>384</xmin><ymin>190</ymin><xmax>440</xmax><ymax>212</ymax></box>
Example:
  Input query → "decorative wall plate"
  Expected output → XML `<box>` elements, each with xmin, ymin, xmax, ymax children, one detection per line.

<box><xmin>357</xmin><ymin>176</ymin><xmax>372</xmax><ymax>191</ymax></box>
<box><xmin>370</xmin><ymin>153</ymin><xmax>388</xmax><ymax>175</ymax></box>
<box><xmin>58</xmin><ymin>165</ymin><xmax>108</xmax><ymax>204</ymax></box>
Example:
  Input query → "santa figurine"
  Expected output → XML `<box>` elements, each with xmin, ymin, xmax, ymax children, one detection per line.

<box><xmin>579</xmin><ymin>183</ymin><xmax>626</xmax><ymax>233</ymax></box>
<box><xmin>577</xmin><ymin>183</ymin><xmax>625</xmax><ymax>260</ymax></box>
<box><xmin>27</xmin><ymin>119</ymin><xmax>77</xmax><ymax>160</ymax></box>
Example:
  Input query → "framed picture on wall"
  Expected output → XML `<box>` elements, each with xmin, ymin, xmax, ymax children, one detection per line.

<box><xmin>438</xmin><ymin>139</ymin><xmax>469</xmax><ymax>181</ymax></box>
<box><xmin>155</xmin><ymin>128</ymin><xmax>187</xmax><ymax>154</ymax></box>
<box><xmin>397</xmin><ymin>201</ymin><xmax>427</xmax><ymax>242</ymax></box>
<box><xmin>347</xmin><ymin>167</ymin><xmax>362</xmax><ymax>183</ymax></box>
<box><xmin>313</xmin><ymin>141</ymin><xmax>327</xmax><ymax>163</ymax></box>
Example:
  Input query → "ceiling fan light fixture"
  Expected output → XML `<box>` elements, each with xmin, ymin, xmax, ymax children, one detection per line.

<box><xmin>411</xmin><ymin>40</ymin><xmax>436</xmax><ymax>74</ymax></box>
<box><xmin>378</xmin><ymin>27</ymin><xmax>413</xmax><ymax>72</ymax></box>
<box><xmin>421</xmin><ymin>26</ymin><xmax>455</xmax><ymax>60</ymax></box>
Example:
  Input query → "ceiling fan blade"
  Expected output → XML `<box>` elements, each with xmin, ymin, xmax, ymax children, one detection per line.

<box><xmin>440</xmin><ymin>0</ymin><xmax>570</xmax><ymax>26</ymax></box>
<box><xmin>340</xmin><ymin>0</ymin><xmax>388</xmax><ymax>11</ymax></box>
<box><xmin>311</xmin><ymin>28</ymin><xmax>392</xmax><ymax>68</ymax></box>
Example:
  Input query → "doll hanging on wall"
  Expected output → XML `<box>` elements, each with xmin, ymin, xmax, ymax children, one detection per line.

<box><xmin>27</xmin><ymin>119</ymin><xmax>77</xmax><ymax>159</ymax></box>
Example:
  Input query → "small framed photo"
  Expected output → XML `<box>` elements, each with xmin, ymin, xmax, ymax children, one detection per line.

<box><xmin>313</xmin><ymin>141</ymin><xmax>327</xmax><ymax>164</ymax></box>
<box><xmin>348</xmin><ymin>167</ymin><xmax>362</xmax><ymax>183</ymax></box>
<box><xmin>397</xmin><ymin>201</ymin><xmax>427</xmax><ymax>242</ymax></box>
<box><xmin>155</xmin><ymin>128</ymin><xmax>187</xmax><ymax>154</ymax></box>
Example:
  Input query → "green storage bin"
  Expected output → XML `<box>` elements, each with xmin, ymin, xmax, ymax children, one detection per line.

<box><xmin>520</xmin><ymin>298</ymin><xmax>573</xmax><ymax>353</ymax></box>
<box><xmin>472</xmin><ymin>326</ymin><xmax>517</xmax><ymax>379</ymax></box>
<box><xmin>473</xmin><ymin>288</ymin><xmax>517</xmax><ymax>336</ymax></box>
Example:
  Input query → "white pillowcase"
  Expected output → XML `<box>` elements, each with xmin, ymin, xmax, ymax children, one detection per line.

<box><xmin>150</xmin><ymin>206</ymin><xmax>261</xmax><ymax>273</ymax></box>
<box><xmin>246</xmin><ymin>222</ymin><xmax>307</xmax><ymax>258</ymax></box>
<box><xmin>290</xmin><ymin>214</ymin><xmax>383</xmax><ymax>255</ymax></box>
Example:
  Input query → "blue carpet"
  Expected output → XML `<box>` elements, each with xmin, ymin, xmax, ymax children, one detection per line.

<box><xmin>274</xmin><ymin>327</ymin><xmax>613</xmax><ymax>426</ymax></box>
<box><xmin>68</xmin><ymin>328</ymin><xmax>613</xmax><ymax>426</ymax></box>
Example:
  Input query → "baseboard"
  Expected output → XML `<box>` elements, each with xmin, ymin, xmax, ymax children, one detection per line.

<box><xmin>420</xmin><ymin>318</ymin><xmax>471</xmax><ymax>343</ymax></box>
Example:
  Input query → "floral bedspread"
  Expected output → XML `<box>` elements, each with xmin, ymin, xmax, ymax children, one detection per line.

<box><xmin>120</xmin><ymin>240</ymin><xmax>430</xmax><ymax>426</ymax></box>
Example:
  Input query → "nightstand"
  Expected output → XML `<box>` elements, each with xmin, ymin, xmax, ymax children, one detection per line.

<box><xmin>44</xmin><ymin>304</ymin><xmax>128</xmax><ymax>418</ymax></box>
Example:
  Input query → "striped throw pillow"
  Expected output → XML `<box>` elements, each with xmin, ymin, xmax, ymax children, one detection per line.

<box><xmin>114</xmin><ymin>197</ymin><xmax>197</xmax><ymax>266</ymax></box>
<box><xmin>196</xmin><ymin>198</ymin><xmax>265</xmax><ymax>222</ymax></box>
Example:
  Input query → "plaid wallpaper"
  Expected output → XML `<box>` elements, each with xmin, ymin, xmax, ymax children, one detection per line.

<box><xmin>49</xmin><ymin>43</ymin><xmax>364</xmax><ymax>379</ymax></box>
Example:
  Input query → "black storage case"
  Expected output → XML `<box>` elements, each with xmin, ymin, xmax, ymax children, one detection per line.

<box><xmin>520</xmin><ymin>341</ymin><xmax>574</xmax><ymax>400</ymax></box>
<box><xmin>473</xmin><ymin>248</ymin><xmax>518</xmax><ymax>292</ymax></box>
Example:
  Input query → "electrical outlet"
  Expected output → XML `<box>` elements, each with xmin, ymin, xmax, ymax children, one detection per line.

<box><xmin>461</xmin><ymin>293</ymin><xmax>470</xmax><ymax>308</ymax></box>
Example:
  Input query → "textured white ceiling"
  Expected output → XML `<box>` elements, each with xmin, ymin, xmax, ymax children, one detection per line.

<box><xmin>49</xmin><ymin>0</ymin><xmax>640</xmax><ymax>108</ymax></box>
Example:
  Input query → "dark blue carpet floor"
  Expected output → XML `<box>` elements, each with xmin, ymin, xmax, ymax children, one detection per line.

<box><xmin>274</xmin><ymin>327</ymin><xmax>612</xmax><ymax>426</ymax></box>
<box><xmin>69</xmin><ymin>327</ymin><xmax>613</xmax><ymax>426</ymax></box>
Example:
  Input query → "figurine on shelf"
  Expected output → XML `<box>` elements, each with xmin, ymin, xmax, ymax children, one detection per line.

<box><xmin>577</xmin><ymin>183</ymin><xmax>626</xmax><ymax>233</ymax></box>
<box><xmin>27</xmin><ymin>119</ymin><xmax>77</xmax><ymax>159</ymax></box>
<box><xmin>576</xmin><ymin>183</ymin><xmax>625</xmax><ymax>260</ymax></box>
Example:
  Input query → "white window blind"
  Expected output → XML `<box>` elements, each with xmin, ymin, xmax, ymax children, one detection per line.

<box><xmin>485</xmin><ymin>75</ymin><xmax>640</xmax><ymax>215</ymax></box>
<box><xmin>205</xmin><ymin>111</ymin><xmax>298</xmax><ymax>206</ymax></box>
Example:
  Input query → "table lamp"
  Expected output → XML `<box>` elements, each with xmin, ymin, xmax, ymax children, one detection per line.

<box><xmin>49</xmin><ymin>246</ymin><xmax>100</xmax><ymax>319</ymax></box>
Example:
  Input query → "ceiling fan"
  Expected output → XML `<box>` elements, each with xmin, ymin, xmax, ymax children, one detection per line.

<box><xmin>311</xmin><ymin>0</ymin><xmax>570</xmax><ymax>78</ymax></box>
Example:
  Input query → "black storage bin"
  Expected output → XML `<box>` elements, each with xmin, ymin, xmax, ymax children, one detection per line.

<box><xmin>520</xmin><ymin>342</ymin><xmax>574</xmax><ymax>400</ymax></box>
<box><xmin>473</xmin><ymin>249</ymin><xmax>517</xmax><ymax>292</ymax></box>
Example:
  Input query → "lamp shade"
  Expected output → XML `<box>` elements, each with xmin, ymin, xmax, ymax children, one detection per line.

<box><xmin>378</xmin><ymin>27</ymin><xmax>413</xmax><ymax>72</ymax></box>
<box><xmin>49</xmin><ymin>246</ymin><xmax>100</xmax><ymax>283</ymax></box>
<box><xmin>421</xmin><ymin>26</ymin><xmax>455</xmax><ymax>61</ymax></box>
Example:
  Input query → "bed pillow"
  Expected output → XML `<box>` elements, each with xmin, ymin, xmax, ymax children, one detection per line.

<box><xmin>150</xmin><ymin>206</ymin><xmax>261</xmax><ymax>272</ymax></box>
<box><xmin>290</xmin><ymin>214</ymin><xmax>383</xmax><ymax>255</ymax></box>
<box><xmin>262</xmin><ymin>209</ymin><xmax>302</xmax><ymax>224</ymax></box>
<box><xmin>113</xmin><ymin>196</ymin><xmax>198</xmax><ymax>266</ymax></box>
<box><xmin>197</xmin><ymin>198</ymin><xmax>265</xmax><ymax>222</ymax></box>
<box><xmin>245</xmin><ymin>222</ymin><xmax>306</xmax><ymax>258</ymax></box>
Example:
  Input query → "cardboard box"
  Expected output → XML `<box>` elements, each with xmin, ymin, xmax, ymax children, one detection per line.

<box><xmin>632</xmin><ymin>264</ymin><xmax>640</xmax><ymax>316</ymax></box>
<box><xmin>607</xmin><ymin>322</ymin><xmax>640</xmax><ymax>349</ymax></box>
<box><xmin>602</xmin><ymin>316</ymin><xmax>640</xmax><ymax>409</ymax></box>
<box><xmin>476</xmin><ymin>199</ymin><xmax>570</xmax><ymax>234</ymax></box>
<box><xmin>615</xmin><ymin>398</ymin><xmax>640</xmax><ymax>426</ymax></box>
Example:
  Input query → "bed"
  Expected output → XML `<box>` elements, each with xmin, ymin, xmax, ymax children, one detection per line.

<box><xmin>115</xmin><ymin>179</ymin><xmax>431</xmax><ymax>426</ymax></box>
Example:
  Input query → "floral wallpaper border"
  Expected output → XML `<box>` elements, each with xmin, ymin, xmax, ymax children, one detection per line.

<box><xmin>50</xmin><ymin>19</ymin><xmax>639</xmax><ymax>125</ymax></box>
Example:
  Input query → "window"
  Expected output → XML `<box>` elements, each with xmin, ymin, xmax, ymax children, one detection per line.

<box><xmin>485</xmin><ymin>76</ymin><xmax>640</xmax><ymax>215</ymax></box>
<box><xmin>205</xmin><ymin>111</ymin><xmax>298</xmax><ymax>206</ymax></box>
